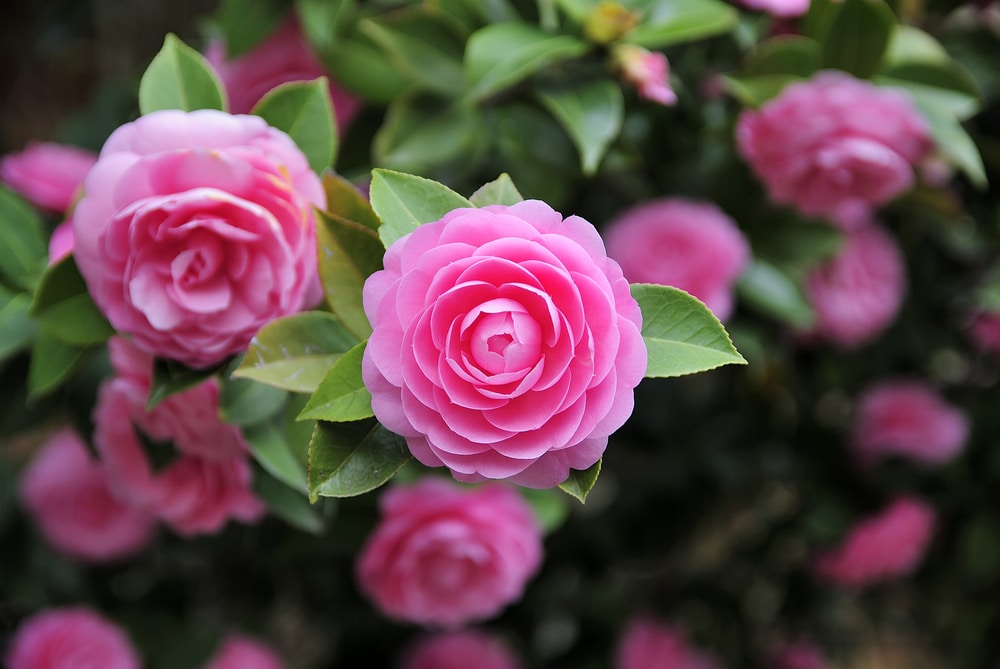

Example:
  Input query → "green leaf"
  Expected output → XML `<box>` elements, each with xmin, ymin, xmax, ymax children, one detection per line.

<box><xmin>244</xmin><ymin>418</ymin><xmax>308</xmax><ymax>492</ymax></box>
<box><xmin>0</xmin><ymin>187</ymin><xmax>47</xmax><ymax>291</ymax></box>
<box><xmin>322</xmin><ymin>36</ymin><xmax>413</xmax><ymax>105</ymax></box>
<box><xmin>296</xmin><ymin>0</ymin><xmax>355</xmax><ymax>53</ymax></box>
<box><xmin>0</xmin><ymin>287</ymin><xmax>37</xmax><ymax>361</ymax></box>
<box><xmin>558</xmin><ymin>458</ymin><xmax>601</xmax><ymax>503</ymax></box>
<box><xmin>253</xmin><ymin>466</ymin><xmax>324</xmax><ymax>534</ymax></box>
<box><xmin>721</xmin><ymin>74</ymin><xmax>803</xmax><ymax>107</ymax></box>
<box><xmin>906</xmin><ymin>94</ymin><xmax>987</xmax><ymax>188</ymax></box>
<box><xmin>359</xmin><ymin>12</ymin><xmax>465</xmax><ymax>97</ymax></box>
<box><xmin>816</xmin><ymin>0</ymin><xmax>896</xmax><ymax>79</ymax></box>
<box><xmin>232</xmin><ymin>311</ymin><xmax>360</xmax><ymax>393</ymax></box>
<box><xmin>882</xmin><ymin>25</ymin><xmax>950</xmax><ymax>68</ymax></box>
<box><xmin>28</xmin><ymin>331</ymin><xmax>86</xmax><ymax>399</ymax></box>
<box><xmin>519</xmin><ymin>487</ymin><xmax>570</xmax><ymax>533</ymax></box>
<box><xmin>315</xmin><ymin>210</ymin><xmax>383</xmax><ymax>340</ymax></box>
<box><xmin>631</xmin><ymin>283</ymin><xmax>747</xmax><ymax>378</ymax></box>
<box><xmin>374</xmin><ymin>93</ymin><xmax>486</xmax><ymax>174</ymax></box>
<box><xmin>28</xmin><ymin>255</ymin><xmax>114</xmax><ymax>346</ymax></box>
<box><xmin>624</xmin><ymin>0</ymin><xmax>738</xmax><ymax>49</ymax></box>
<box><xmin>307</xmin><ymin>419</ymin><xmax>411</xmax><ymax>500</ymax></box>
<box><xmin>742</xmin><ymin>35</ymin><xmax>821</xmax><ymax>78</ymax></box>
<box><xmin>251</xmin><ymin>78</ymin><xmax>337</xmax><ymax>173</ymax></box>
<box><xmin>469</xmin><ymin>173</ymin><xmax>525</xmax><ymax>207</ymax></box>
<box><xmin>875</xmin><ymin>71</ymin><xmax>981</xmax><ymax>121</ymax></box>
<box><xmin>212</xmin><ymin>0</ymin><xmax>287</xmax><ymax>58</ymax></box>
<box><xmin>736</xmin><ymin>260</ymin><xmax>815</xmax><ymax>329</ymax></box>
<box><xmin>537</xmin><ymin>79</ymin><xmax>623</xmax><ymax>176</ymax></box>
<box><xmin>464</xmin><ymin>23</ymin><xmax>589</xmax><ymax>102</ymax></box>
<box><xmin>147</xmin><ymin>358</ymin><xmax>226</xmax><ymax>410</ymax></box>
<box><xmin>138</xmin><ymin>34</ymin><xmax>227</xmax><ymax>114</ymax></box>
<box><xmin>297</xmin><ymin>341</ymin><xmax>373</xmax><ymax>422</ymax></box>
<box><xmin>322</xmin><ymin>171</ymin><xmax>380</xmax><ymax>231</ymax></box>
<box><xmin>218</xmin><ymin>374</ymin><xmax>288</xmax><ymax>427</ymax></box>
<box><xmin>369</xmin><ymin>168</ymin><xmax>472</xmax><ymax>248</ymax></box>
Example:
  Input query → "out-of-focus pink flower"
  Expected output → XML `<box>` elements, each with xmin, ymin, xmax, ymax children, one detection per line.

<box><xmin>48</xmin><ymin>219</ymin><xmax>74</xmax><ymax>264</ymax></box>
<box><xmin>363</xmin><ymin>200</ymin><xmax>646</xmax><ymax>488</ymax></box>
<box><xmin>602</xmin><ymin>198</ymin><xmax>750</xmax><ymax>321</ymax></box>
<box><xmin>0</xmin><ymin>141</ymin><xmax>97</xmax><ymax>212</ymax></box>
<box><xmin>202</xmin><ymin>635</ymin><xmax>285</xmax><ymax>669</ymax></box>
<box><xmin>206</xmin><ymin>17</ymin><xmax>362</xmax><ymax>132</ymax></box>
<box><xmin>615</xmin><ymin>616</ymin><xmax>721</xmax><ymax>669</ymax></box>
<box><xmin>5</xmin><ymin>607</ymin><xmax>141</xmax><ymax>669</ymax></box>
<box><xmin>400</xmin><ymin>630</ymin><xmax>523</xmax><ymax>669</ymax></box>
<box><xmin>969</xmin><ymin>311</ymin><xmax>1000</xmax><ymax>357</ymax></box>
<box><xmin>851</xmin><ymin>380</ymin><xmax>968</xmax><ymax>467</ymax></box>
<box><xmin>93</xmin><ymin>377</ymin><xmax>265</xmax><ymax>536</ymax></box>
<box><xmin>612</xmin><ymin>44</ymin><xmax>677</xmax><ymax>105</ymax></box>
<box><xmin>73</xmin><ymin>109</ymin><xmax>325</xmax><ymax>369</ymax></box>
<box><xmin>736</xmin><ymin>71</ymin><xmax>932</xmax><ymax>230</ymax></box>
<box><xmin>18</xmin><ymin>428</ymin><xmax>156</xmax><ymax>563</ymax></box>
<box><xmin>813</xmin><ymin>496</ymin><xmax>937</xmax><ymax>589</ymax></box>
<box><xmin>356</xmin><ymin>478</ymin><xmax>543</xmax><ymax>628</ymax></box>
<box><xmin>803</xmin><ymin>225</ymin><xmax>906</xmax><ymax>348</ymax></box>
<box><xmin>736</xmin><ymin>0</ymin><xmax>810</xmax><ymax>17</ymax></box>
<box><xmin>770</xmin><ymin>640</ymin><xmax>831</xmax><ymax>669</ymax></box>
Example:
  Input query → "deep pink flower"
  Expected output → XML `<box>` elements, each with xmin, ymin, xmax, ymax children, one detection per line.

<box><xmin>969</xmin><ymin>311</ymin><xmax>1000</xmax><ymax>356</ymax></box>
<box><xmin>363</xmin><ymin>200</ymin><xmax>646</xmax><ymax>488</ymax></box>
<box><xmin>356</xmin><ymin>478</ymin><xmax>543</xmax><ymax>628</ymax></box>
<box><xmin>615</xmin><ymin>617</ymin><xmax>721</xmax><ymax>669</ymax></box>
<box><xmin>736</xmin><ymin>0</ymin><xmax>810</xmax><ymax>17</ymax></box>
<box><xmin>18</xmin><ymin>428</ymin><xmax>156</xmax><ymax>563</ymax></box>
<box><xmin>803</xmin><ymin>225</ymin><xmax>906</xmax><ymax>348</ymax></box>
<box><xmin>613</xmin><ymin>45</ymin><xmax>677</xmax><ymax>106</ymax></box>
<box><xmin>48</xmin><ymin>219</ymin><xmax>74</xmax><ymax>264</ymax></box>
<box><xmin>206</xmin><ymin>17</ymin><xmax>362</xmax><ymax>132</ymax></box>
<box><xmin>851</xmin><ymin>380</ymin><xmax>968</xmax><ymax>467</ymax></box>
<box><xmin>813</xmin><ymin>496</ymin><xmax>937</xmax><ymax>589</ymax></box>
<box><xmin>72</xmin><ymin>109</ymin><xmax>325</xmax><ymax>368</ymax></box>
<box><xmin>602</xmin><ymin>198</ymin><xmax>750</xmax><ymax>321</ymax></box>
<box><xmin>400</xmin><ymin>630</ymin><xmax>522</xmax><ymax>669</ymax></box>
<box><xmin>202</xmin><ymin>635</ymin><xmax>285</xmax><ymax>669</ymax></box>
<box><xmin>5</xmin><ymin>607</ymin><xmax>141</xmax><ymax>669</ymax></box>
<box><xmin>769</xmin><ymin>640</ymin><xmax>831</xmax><ymax>669</ymax></box>
<box><xmin>736</xmin><ymin>71</ymin><xmax>932</xmax><ymax>230</ymax></box>
<box><xmin>0</xmin><ymin>141</ymin><xmax>97</xmax><ymax>212</ymax></box>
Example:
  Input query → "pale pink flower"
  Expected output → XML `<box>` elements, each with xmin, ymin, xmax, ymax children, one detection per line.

<box><xmin>202</xmin><ymin>635</ymin><xmax>285</xmax><ymax>669</ymax></box>
<box><xmin>206</xmin><ymin>17</ymin><xmax>362</xmax><ymax>132</ymax></box>
<box><xmin>0</xmin><ymin>141</ymin><xmax>97</xmax><ymax>212</ymax></box>
<box><xmin>18</xmin><ymin>428</ymin><xmax>156</xmax><ymax>563</ymax></box>
<box><xmin>803</xmin><ymin>225</ymin><xmax>906</xmax><ymax>348</ymax></box>
<box><xmin>363</xmin><ymin>200</ymin><xmax>646</xmax><ymax>488</ymax></box>
<box><xmin>737</xmin><ymin>71</ymin><xmax>932</xmax><ymax>230</ymax></box>
<box><xmin>603</xmin><ymin>198</ymin><xmax>750</xmax><ymax>321</ymax></box>
<box><xmin>851</xmin><ymin>380</ymin><xmax>968</xmax><ymax>467</ymax></box>
<box><xmin>72</xmin><ymin>109</ymin><xmax>325</xmax><ymax>368</ymax></box>
<box><xmin>48</xmin><ymin>219</ymin><xmax>74</xmax><ymax>264</ymax></box>
<box><xmin>770</xmin><ymin>640</ymin><xmax>830</xmax><ymax>669</ymax></box>
<box><xmin>613</xmin><ymin>44</ymin><xmax>677</xmax><ymax>105</ymax></box>
<box><xmin>5</xmin><ymin>607</ymin><xmax>141</xmax><ymax>669</ymax></box>
<box><xmin>356</xmin><ymin>478</ymin><xmax>543</xmax><ymax>628</ymax></box>
<box><xmin>813</xmin><ymin>496</ymin><xmax>937</xmax><ymax>589</ymax></box>
<box><xmin>400</xmin><ymin>630</ymin><xmax>523</xmax><ymax>669</ymax></box>
<box><xmin>736</xmin><ymin>0</ymin><xmax>810</xmax><ymax>17</ymax></box>
<box><xmin>615</xmin><ymin>616</ymin><xmax>721</xmax><ymax>669</ymax></box>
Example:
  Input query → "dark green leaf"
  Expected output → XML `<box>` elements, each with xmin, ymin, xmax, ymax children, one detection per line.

<box><xmin>297</xmin><ymin>341</ymin><xmax>372</xmax><ymax>422</ymax></box>
<box><xmin>817</xmin><ymin>0</ymin><xmax>896</xmax><ymax>79</ymax></box>
<box><xmin>519</xmin><ymin>487</ymin><xmax>570</xmax><ymax>533</ymax></box>
<box><xmin>736</xmin><ymin>260</ymin><xmax>815</xmax><ymax>329</ymax></box>
<box><xmin>0</xmin><ymin>187</ymin><xmax>47</xmax><ymax>291</ymax></box>
<box><xmin>253</xmin><ymin>466</ymin><xmax>324</xmax><ymax>534</ymax></box>
<box><xmin>369</xmin><ymin>168</ymin><xmax>472</xmax><ymax>248</ymax></box>
<box><xmin>374</xmin><ymin>93</ymin><xmax>486</xmax><ymax>174</ymax></box>
<box><xmin>28</xmin><ymin>255</ymin><xmax>113</xmax><ymax>346</ymax></box>
<box><xmin>307</xmin><ymin>419</ymin><xmax>411</xmax><ymax>500</ymax></box>
<box><xmin>721</xmin><ymin>74</ymin><xmax>802</xmax><ymax>107</ymax></box>
<box><xmin>625</xmin><ymin>0</ymin><xmax>738</xmax><ymax>49</ymax></box>
<box><xmin>742</xmin><ymin>35</ymin><xmax>821</xmax><ymax>78</ymax></box>
<box><xmin>218</xmin><ymin>374</ymin><xmax>288</xmax><ymax>427</ymax></box>
<box><xmin>322</xmin><ymin>171</ymin><xmax>380</xmax><ymax>231</ymax></box>
<box><xmin>875</xmin><ymin>71</ymin><xmax>981</xmax><ymax>121</ymax></box>
<box><xmin>558</xmin><ymin>458</ymin><xmax>601</xmax><ymax>503</ymax></box>
<box><xmin>147</xmin><ymin>358</ymin><xmax>227</xmax><ymax>410</ymax></box>
<box><xmin>322</xmin><ymin>37</ymin><xmax>413</xmax><ymax>105</ymax></box>
<box><xmin>537</xmin><ymin>79</ymin><xmax>623</xmax><ymax>175</ymax></box>
<box><xmin>244</xmin><ymin>418</ymin><xmax>308</xmax><ymax>492</ymax></box>
<box><xmin>251</xmin><ymin>78</ymin><xmax>337</xmax><ymax>173</ymax></box>
<box><xmin>469</xmin><ymin>173</ymin><xmax>525</xmax><ymax>207</ymax></box>
<box><xmin>296</xmin><ymin>0</ymin><xmax>355</xmax><ymax>53</ymax></box>
<box><xmin>905</xmin><ymin>93</ymin><xmax>987</xmax><ymax>188</ymax></box>
<box><xmin>213</xmin><ymin>0</ymin><xmax>286</xmax><ymax>58</ymax></box>
<box><xmin>0</xmin><ymin>287</ymin><xmax>37</xmax><ymax>362</ymax></box>
<box><xmin>138</xmin><ymin>34</ymin><xmax>227</xmax><ymax>114</ymax></box>
<box><xmin>358</xmin><ymin>12</ymin><xmax>465</xmax><ymax>96</ymax></box>
<box><xmin>28</xmin><ymin>331</ymin><xmax>86</xmax><ymax>399</ymax></box>
<box><xmin>315</xmin><ymin>210</ymin><xmax>383</xmax><ymax>340</ymax></box>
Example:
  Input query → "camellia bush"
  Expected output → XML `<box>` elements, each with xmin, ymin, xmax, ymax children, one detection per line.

<box><xmin>2</xmin><ymin>0</ymin><xmax>1000</xmax><ymax>667</ymax></box>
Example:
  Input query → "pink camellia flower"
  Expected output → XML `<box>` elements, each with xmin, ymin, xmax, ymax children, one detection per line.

<box><xmin>202</xmin><ymin>635</ymin><xmax>285</xmax><ymax>669</ymax></box>
<box><xmin>93</xmin><ymin>376</ymin><xmax>265</xmax><ymax>536</ymax></box>
<box><xmin>18</xmin><ymin>428</ymin><xmax>156</xmax><ymax>563</ymax></box>
<box><xmin>612</xmin><ymin>44</ymin><xmax>677</xmax><ymax>106</ymax></box>
<box><xmin>602</xmin><ymin>198</ymin><xmax>750</xmax><ymax>321</ymax></box>
<box><xmin>363</xmin><ymin>200</ymin><xmax>646</xmax><ymax>488</ymax></box>
<box><xmin>813</xmin><ymin>496</ymin><xmax>937</xmax><ymax>589</ymax></box>
<box><xmin>356</xmin><ymin>478</ymin><xmax>543</xmax><ymax>628</ymax></box>
<box><xmin>769</xmin><ymin>640</ymin><xmax>831</xmax><ymax>669</ymax></box>
<box><xmin>400</xmin><ymin>630</ymin><xmax>523</xmax><ymax>669</ymax></box>
<box><xmin>5</xmin><ymin>607</ymin><xmax>141</xmax><ymax>669</ymax></box>
<box><xmin>615</xmin><ymin>616</ymin><xmax>721</xmax><ymax>669</ymax></box>
<box><xmin>969</xmin><ymin>310</ymin><xmax>1000</xmax><ymax>357</ymax></box>
<box><xmin>48</xmin><ymin>219</ymin><xmax>74</xmax><ymax>264</ymax></box>
<box><xmin>206</xmin><ymin>17</ymin><xmax>362</xmax><ymax>132</ymax></box>
<box><xmin>72</xmin><ymin>109</ymin><xmax>325</xmax><ymax>368</ymax></box>
<box><xmin>851</xmin><ymin>380</ymin><xmax>968</xmax><ymax>467</ymax></box>
<box><xmin>803</xmin><ymin>225</ymin><xmax>906</xmax><ymax>348</ymax></box>
<box><xmin>0</xmin><ymin>141</ymin><xmax>97</xmax><ymax>212</ymax></box>
<box><xmin>736</xmin><ymin>71</ymin><xmax>932</xmax><ymax>230</ymax></box>
<box><xmin>736</xmin><ymin>0</ymin><xmax>810</xmax><ymax>17</ymax></box>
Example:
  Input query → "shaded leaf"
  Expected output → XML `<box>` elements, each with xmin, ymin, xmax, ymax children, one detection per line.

<box><xmin>297</xmin><ymin>341</ymin><xmax>373</xmax><ymax>422</ymax></box>
<box><xmin>374</xmin><ymin>93</ymin><xmax>486</xmax><ymax>174</ymax></box>
<box><xmin>0</xmin><ymin>287</ymin><xmax>37</xmax><ymax>362</ymax></box>
<box><xmin>295</xmin><ymin>0</ymin><xmax>354</xmax><ymax>53</ymax></box>
<box><xmin>537</xmin><ymin>79</ymin><xmax>623</xmax><ymax>175</ymax></box>
<box><xmin>817</xmin><ymin>0</ymin><xmax>896</xmax><ymax>79</ymax></box>
<box><xmin>558</xmin><ymin>458</ymin><xmax>601</xmax><ymax>503</ymax></box>
<box><xmin>469</xmin><ymin>173</ymin><xmax>525</xmax><ymax>207</ymax></box>
<box><xmin>369</xmin><ymin>168</ymin><xmax>472</xmax><ymax>248</ymax></box>
<box><xmin>519</xmin><ymin>487</ymin><xmax>571</xmax><ymax>533</ymax></box>
<box><xmin>308</xmin><ymin>419</ymin><xmax>411</xmax><ymax>500</ymax></box>
<box><xmin>625</xmin><ymin>0</ymin><xmax>738</xmax><ymax>49</ymax></box>
<box><xmin>322</xmin><ymin>36</ymin><xmax>413</xmax><ymax>105</ymax></box>
<box><xmin>251</xmin><ymin>78</ymin><xmax>337</xmax><ymax>172</ymax></box>
<box><xmin>28</xmin><ymin>255</ymin><xmax>113</xmax><ymax>346</ymax></box>
<box><xmin>138</xmin><ymin>34</ymin><xmax>227</xmax><ymax>114</ymax></box>
<box><xmin>244</xmin><ymin>418</ymin><xmax>308</xmax><ymax>492</ymax></box>
<box><xmin>213</xmin><ymin>0</ymin><xmax>286</xmax><ymax>58</ymax></box>
<box><xmin>322</xmin><ymin>171</ymin><xmax>380</xmax><ymax>231</ymax></box>
<box><xmin>315</xmin><ymin>210</ymin><xmax>383</xmax><ymax>340</ymax></box>
<box><xmin>253</xmin><ymin>466</ymin><xmax>324</xmax><ymax>534</ymax></box>
<box><xmin>742</xmin><ymin>35</ymin><xmax>821</xmax><ymax>78</ymax></box>
<box><xmin>218</xmin><ymin>374</ymin><xmax>288</xmax><ymax>427</ymax></box>
<box><xmin>28</xmin><ymin>331</ymin><xmax>86</xmax><ymax>399</ymax></box>
<box><xmin>359</xmin><ymin>12</ymin><xmax>465</xmax><ymax>96</ymax></box>
<box><xmin>721</xmin><ymin>74</ymin><xmax>803</xmax><ymax>107</ymax></box>
<box><xmin>0</xmin><ymin>187</ymin><xmax>47</xmax><ymax>291</ymax></box>
<box><xmin>147</xmin><ymin>358</ymin><xmax>227</xmax><ymax>410</ymax></box>
<box><xmin>736</xmin><ymin>260</ymin><xmax>815</xmax><ymax>329</ymax></box>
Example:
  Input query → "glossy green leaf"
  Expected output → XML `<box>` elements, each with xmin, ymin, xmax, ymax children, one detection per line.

<box><xmin>374</xmin><ymin>93</ymin><xmax>485</xmax><ymax>174</ymax></box>
<box><xmin>625</xmin><ymin>0</ymin><xmax>738</xmax><ymax>49</ymax></box>
<box><xmin>253</xmin><ymin>466</ymin><xmax>324</xmax><ymax>534</ymax></box>
<box><xmin>218</xmin><ymin>375</ymin><xmax>288</xmax><ymax>427</ymax></box>
<box><xmin>29</xmin><ymin>255</ymin><xmax>114</xmax><ymax>346</ymax></box>
<box><xmin>359</xmin><ymin>12</ymin><xmax>465</xmax><ymax>96</ymax></box>
<box><xmin>28</xmin><ymin>331</ymin><xmax>86</xmax><ymax>399</ymax></box>
<box><xmin>469</xmin><ymin>173</ymin><xmax>525</xmax><ymax>207</ymax></box>
<box><xmin>817</xmin><ymin>0</ymin><xmax>896</xmax><ymax>79</ymax></box>
<box><xmin>631</xmin><ymin>283</ymin><xmax>747</xmax><ymax>378</ymax></box>
<box><xmin>244</xmin><ymin>419</ymin><xmax>308</xmax><ymax>492</ymax></box>
<box><xmin>558</xmin><ymin>458</ymin><xmax>601</xmax><ymax>503</ymax></box>
<box><xmin>369</xmin><ymin>168</ymin><xmax>472</xmax><ymax>248</ymax></box>
<box><xmin>213</xmin><ymin>0</ymin><xmax>286</xmax><ymax>58</ymax></box>
<box><xmin>538</xmin><ymin>79</ymin><xmax>623</xmax><ymax>175</ymax></box>
<box><xmin>721</xmin><ymin>74</ymin><xmax>802</xmax><ymax>107</ymax></box>
<box><xmin>315</xmin><ymin>210</ymin><xmax>383</xmax><ymax>340</ymax></box>
<box><xmin>322</xmin><ymin>37</ymin><xmax>413</xmax><ymax>105</ymax></box>
<box><xmin>297</xmin><ymin>341</ymin><xmax>373</xmax><ymax>422</ymax></box>
<box><xmin>295</xmin><ymin>0</ymin><xmax>355</xmax><ymax>53</ymax></box>
<box><xmin>322</xmin><ymin>171</ymin><xmax>380</xmax><ymax>231</ymax></box>
<box><xmin>251</xmin><ymin>78</ymin><xmax>337</xmax><ymax>173</ymax></box>
<box><xmin>464</xmin><ymin>23</ymin><xmax>589</xmax><ymax>101</ymax></box>
<box><xmin>0</xmin><ymin>287</ymin><xmax>36</xmax><ymax>361</ymax></box>
<box><xmin>147</xmin><ymin>358</ymin><xmax>227</xmax><ymax>410</ymax></box>
<box><xmin>233</xmin><ymin>311</ymin><xmax>360</xmax><ymax>393</ymax></box>
<box><xmin>0</xmin><ymin>187</ymin><xmax>47</xmax><ymax>291</ymax></box>
<box><xmin>308</xmin><ymin>419</ymin><xmax>411</xmax><ymax>500</ymax></box>
<box><xmin>742</xmin><ymin>35</ymin><xmax>821</xmax><ymax>78</ymax></box>
<box><xmin>138</xmin><ymin>34</ymin><xmax>227</xmax><ymax>114</ymax></box>
<box><xmin>736</xmin><ymin>260</ymin><xmax>815</xmax><ymax>329</ymax></box>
